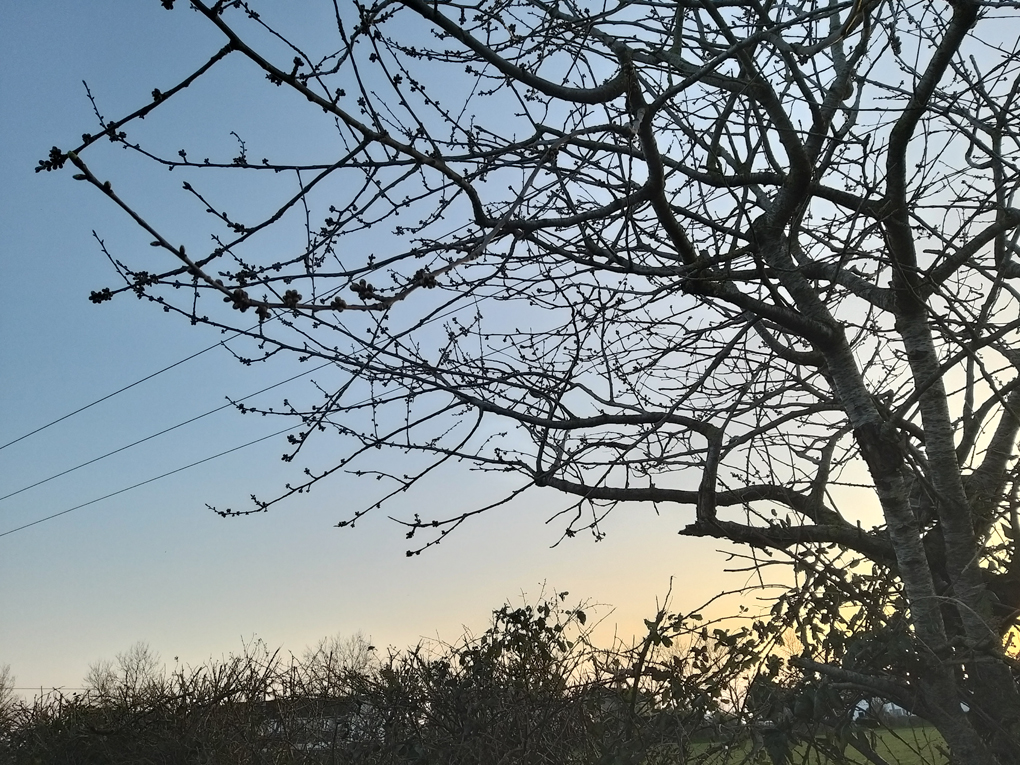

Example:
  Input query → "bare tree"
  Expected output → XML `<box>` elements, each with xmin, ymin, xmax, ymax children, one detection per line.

<box><xmin>41</xmin><ymin>0</ymin><xmax>1020</xmax><ymax>759</ymax></box>
<box><xmin>84</xmin><ymin>642</ymin><xmax>166</xmax><ymax>705</ymax></box>
<box><xmin>0</xmin><ymin>664</ymin><xmax>15</xmax><ymax>725</ymax></box>
<box><xmin>299</xmin><ymin>632</ymin><xmax>377</xmax><ymax>698</ymax></box>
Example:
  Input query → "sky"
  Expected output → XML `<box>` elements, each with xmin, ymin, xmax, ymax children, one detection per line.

<box><xmin>0</xmin><ymin>1</ymin><xmax>751</xmax><ymax>692</ymax></box>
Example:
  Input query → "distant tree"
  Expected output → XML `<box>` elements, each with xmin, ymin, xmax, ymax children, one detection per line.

<box><xmin>84</xmin><ymin>641</ymin><xmax>166</xmax><ymax>706</ymax></box>
<box><xmin>0</xmin><ymin>664</ymin><xmax>15</xmax><ymax>725</ymax></box>
<box><xmin>43</xmin><ymin>0</ymin><xmax>1020</xmax><ymax>760</ymax></box>
<box><xmin>296</xmin><ymin>631</ymin><xmax>378</xmax><ymax>698</ymax></box>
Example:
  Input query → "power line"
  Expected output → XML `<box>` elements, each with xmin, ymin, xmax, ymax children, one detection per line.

<box><xmin>0</xmin><ymin>361</ymin><xmax>333</xmax><ymax>504</ymax></box>
<box><xmin>0</xmin><ymin>297</ymin><xmax>342</xmax><ymax>454</ymax></box>
<box><xmin>1</xmin><ymin>279</ymin><xmax>370</xmax><ymax>454</ymax></box>
<box><xmin>0</xmin><ymin>424</ymin><xmax>299</xmax><ymax>539</ymax></box>
<box><xmin>0</xmin><ymin>336</ymin><xmax>240</xmax><ymax>452</ymax></box>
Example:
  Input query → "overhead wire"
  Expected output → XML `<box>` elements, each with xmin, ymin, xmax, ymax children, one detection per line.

<box><xmin>0</xmin><ymin>284</ymin><xmax>363</xmax><ymax>454</ymax></box>
<box><xmin>1</xmin><ymin>278</ymin><xmax>449</xmax><ymax>537</ymax></box>
<box><xmin>0</xmin><ymin>361</ymin><xmax>333</xmax><ymax>504</ymax></box>
<box><xmin>0</xmin><ymin>423</ymin><xmax>300</xmax><ymax>539</ymax></box>
<box><xmin>2</xmin><ymin>247</ymin><xmax>477</xmax><ymax>458</ymax></box>
<box><xmin>0</xmin><ymin>333</ymin><xmax>243</xmax><ymax>452</ymax></box>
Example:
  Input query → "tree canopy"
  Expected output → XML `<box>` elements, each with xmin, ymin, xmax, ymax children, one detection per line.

<box><xmin>42</xmin><ymin>0</ymin><xmax>1020</xmax><ymax>760</ymax></box>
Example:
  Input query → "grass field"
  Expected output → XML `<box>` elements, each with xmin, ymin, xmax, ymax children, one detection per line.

<box><xmin>689</xmin><ymin>726</ymin><xmax>948</xmax><ymax>764</ymax></box>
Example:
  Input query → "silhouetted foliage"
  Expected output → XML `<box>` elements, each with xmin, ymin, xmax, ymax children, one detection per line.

<box><xmin>1</xmin><ymin>595</ymin><xmax>945</xmax><ymax>764</ymax></box>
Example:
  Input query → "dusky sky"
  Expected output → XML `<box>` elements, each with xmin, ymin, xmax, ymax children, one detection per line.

<box><xmin>1</xmin><ymin>1</ymin><xmax>750</xmax><ymax>692</ymax></box>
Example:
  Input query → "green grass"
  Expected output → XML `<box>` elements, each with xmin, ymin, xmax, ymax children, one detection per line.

<box><xmin>688</xmin><ymin>726</ymin><xmax>948</xmax><ymax>765</ymax></box>
<box><xmin>854</xmin><ymin>726</ymin><xmax>948</xmax><ymax>765</ymax></box>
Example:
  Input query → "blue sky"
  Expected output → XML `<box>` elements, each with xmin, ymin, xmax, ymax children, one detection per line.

<box><xmin>0</xmin><ymin>1</ymin><xmax>743</xmax><ymax>691</ymax></box>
